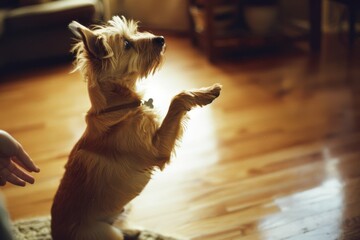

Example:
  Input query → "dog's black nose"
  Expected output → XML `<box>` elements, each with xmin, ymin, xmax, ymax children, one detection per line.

<box><xmin>153</xmin><ymin>36</ymin><xmax>165</xmax><ymax>47</ymax></box>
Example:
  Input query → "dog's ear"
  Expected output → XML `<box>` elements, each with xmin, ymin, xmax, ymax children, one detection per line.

<box><xmin>68</xmin><ymin>21</ymin><xmax>113</xmax><ymax>59</ymax></box>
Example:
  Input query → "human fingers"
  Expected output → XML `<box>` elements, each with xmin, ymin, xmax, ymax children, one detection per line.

<box><xmin>13</xmin><ymin>148</ymin><xmax>40</xmax><ymax>173</ymax></box>
<box><xmin>0</xmin><ymin>168</ymin><xmax>26</xmax><ymax>187</ymax></box>
<box><xmin>8</xmin><ymin>161</ymin><xmax>35</xmax><ymax>184</ymax></box>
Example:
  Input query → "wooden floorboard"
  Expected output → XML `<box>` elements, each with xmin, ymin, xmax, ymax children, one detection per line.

<box><xmin>1</xmin><ymin>35</ymin><xmax>360</xmax><ymax>239</ymax></box>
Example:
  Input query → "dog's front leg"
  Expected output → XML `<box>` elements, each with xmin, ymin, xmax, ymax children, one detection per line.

<box><xmin>152</xmin><ymin>84</ymin><xmax>222</xmax><ymax>168</ymax></box>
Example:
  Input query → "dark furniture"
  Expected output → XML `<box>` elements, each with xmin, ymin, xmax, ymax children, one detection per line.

<box><xmin>331</xmin><ymin>0</ymin><xmax>360</xmax><ymax>45</ymax></box>
<box><xmin>0</xmin><ymin>0</ymin><xmax>104</xmax><ymax>70</ymax></box>
<box><xmin>188</xmin><ymin>0</ymin><xmax>323</xmax><ymax>61</ymax></box>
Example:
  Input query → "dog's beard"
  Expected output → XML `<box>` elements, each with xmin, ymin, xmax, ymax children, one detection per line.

<box><xmin>133</xmin><ymin>49</ymin><xmax>164</xmax><ymax>79</ymax></box>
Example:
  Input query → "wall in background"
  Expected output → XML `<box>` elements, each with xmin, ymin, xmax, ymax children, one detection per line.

<box><xmin>104</xmin><ymin>0</ymin><xmax>189</xmax><ymax>32</ymax></box>
<box><xmin>103</xmin><ymin>0</ymin><xmax>358</xmax><ymax>33</ymax></box>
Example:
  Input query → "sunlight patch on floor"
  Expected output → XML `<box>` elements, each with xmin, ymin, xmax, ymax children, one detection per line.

<box><xmin>258</xmin><ymin>178</ymin><xmax>344</xmax><ymax>240</ymax></box>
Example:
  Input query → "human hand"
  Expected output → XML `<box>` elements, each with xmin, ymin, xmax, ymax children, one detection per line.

<box><xmin>0</xmin><ymin>130</ymin><xmax>40</xmax><ymax>187</ymax></box>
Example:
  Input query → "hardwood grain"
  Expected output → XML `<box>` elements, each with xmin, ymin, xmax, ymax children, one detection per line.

<box><xmin>0</xmin><ymin>35</ymin><xmax>360</xmax><ymax>240</ymax></box>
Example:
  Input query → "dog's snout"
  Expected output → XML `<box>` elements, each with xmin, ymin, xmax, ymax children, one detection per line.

<box><xmin>153</xmin><ymin>36</ymin><xmax>165</xmax><ymax>47</ymax></box>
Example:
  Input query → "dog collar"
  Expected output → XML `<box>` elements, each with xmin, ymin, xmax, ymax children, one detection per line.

<box><xmin>99</xmin><ymin>98</ymin><xmax>154</xmax><ymax>114</ymax></box>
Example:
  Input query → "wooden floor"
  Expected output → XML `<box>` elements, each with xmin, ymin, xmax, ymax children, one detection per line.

<box><xmin>1</xmin><ymin>35</ymin><xmax>360</xmax><ymax>240</ymax></box>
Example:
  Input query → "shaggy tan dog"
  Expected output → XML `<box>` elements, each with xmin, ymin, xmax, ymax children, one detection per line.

<box><xmin>51</xmin><ymin>16</ymin><xmax>221</xmax><ymax>240</ymax></box>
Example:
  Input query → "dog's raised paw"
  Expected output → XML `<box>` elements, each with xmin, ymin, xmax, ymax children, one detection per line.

<box><xmin>209</xmin><ymin>83</ymin><xmax>222</xmax><ymax>98</ymax></box>
<box><xmin>192</xmin><ymin>83</ymin><xmax>222</xmax><ymax>107</ymax></box>
<box><xmin>201</xmin><ymin>83</ymin><xmax>222</xmax><ymax>101</ymax></box>
<box><xmin>171</xmin><ymin>83</ymin><xmax>222</xmax><ymax>111</ymax></box>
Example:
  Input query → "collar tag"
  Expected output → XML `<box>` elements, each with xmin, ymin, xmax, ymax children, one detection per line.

<box><xmin>143</xmin><ymin>98</ymin><xmax>154</xmax><ymax>109</ymax></box>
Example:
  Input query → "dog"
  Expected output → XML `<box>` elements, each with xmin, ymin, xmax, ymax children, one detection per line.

<box><xmin>51</xmin><ymin>16</ymin><xmax>222</xmax><ymax>240</ymax></box>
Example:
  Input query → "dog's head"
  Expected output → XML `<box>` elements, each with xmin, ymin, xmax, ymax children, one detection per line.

<box><xmin>69</xmin><ymin>16</ymin><xmax>165</xmax><ymax>88</ymax></box>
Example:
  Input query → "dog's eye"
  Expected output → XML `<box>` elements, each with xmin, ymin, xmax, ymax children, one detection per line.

<box><xmin>124</xmin><ymin>40</ymin><xmax>131</xmax><ymax>50</ymax></box>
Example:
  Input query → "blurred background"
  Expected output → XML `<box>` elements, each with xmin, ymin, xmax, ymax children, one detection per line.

<box><xmin>0</xmin><ymin>0</ymin><xmax>359</xmax><ymax>67</ymax></box>
<box><xmin>0</xmin><ymin>0</ymin><xmax>360</xmax><ymax>239</ymax></box>
<box><xmin>0</xmin><ymin>0</ymin><xmax>358</xmax><ymax>67</ymax></box>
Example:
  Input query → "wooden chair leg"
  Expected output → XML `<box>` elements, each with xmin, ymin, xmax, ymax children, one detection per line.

<box><xmin>309</xmin><ymin>0</ymin><xmax>322</xmax><ymax>52</ymax></box>
<box><xmin>348</xmin><ymin>6</ymin><xmax>356</xmax><ymax>46</ymax></box>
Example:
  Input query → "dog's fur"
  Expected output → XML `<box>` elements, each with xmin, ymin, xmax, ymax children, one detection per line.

<box><xmin>51</xmin><ymin>16</ymin><xmax>221</xmax><ymax>240</ymax></box>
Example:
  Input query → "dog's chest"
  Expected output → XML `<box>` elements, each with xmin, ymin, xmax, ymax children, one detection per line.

<box><xmin>104</xmin><ymin>156</ymin><xmax>153</xmax><ymax>194</ymax></box>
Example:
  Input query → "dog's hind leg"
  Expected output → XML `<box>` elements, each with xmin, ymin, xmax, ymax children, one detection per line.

<box><xmin>75</xmin><ymin>221</ymin><xmax>124</xmax><ymax>240</ymax></box>
<box><xmin>153</xmin><ymin>83</ymin><xmax>222</xmax><ymax>166</ymax></box>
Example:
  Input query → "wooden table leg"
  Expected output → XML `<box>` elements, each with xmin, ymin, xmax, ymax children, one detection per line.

<box><xmin>348</xmin><ymin>5</ymin><xmax>356</xmax><ymax>46</ymax></box>
<box><xmin>309</xmin><ymin>0</ymin><xmax>322</xmax><ymax>52</ymax></box>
